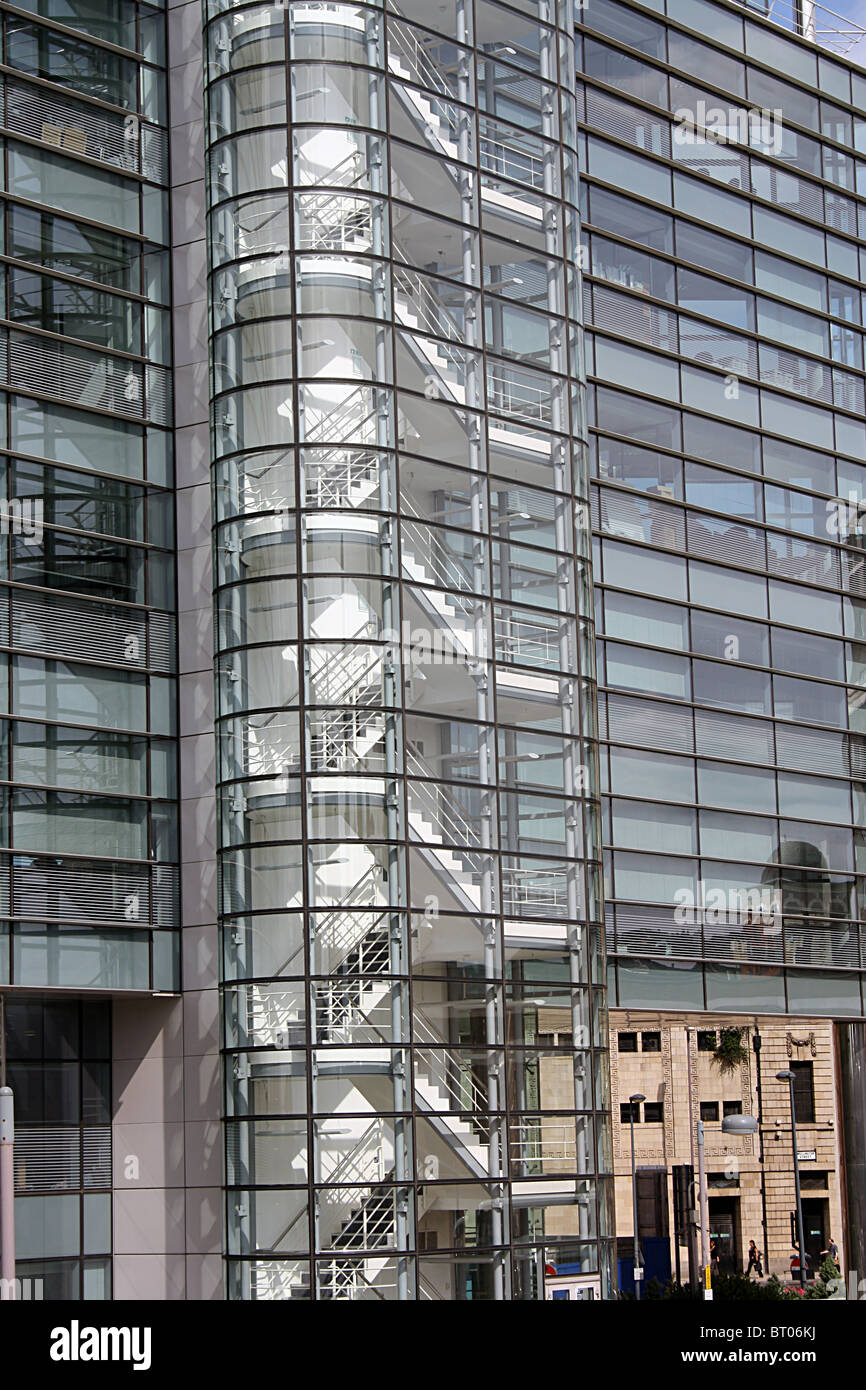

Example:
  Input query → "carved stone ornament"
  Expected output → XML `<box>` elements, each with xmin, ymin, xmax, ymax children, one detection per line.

<box><xmin>786</xmin><ymin>1031</ymin><xmax>816</xmax><ymax>1058</ymax></box>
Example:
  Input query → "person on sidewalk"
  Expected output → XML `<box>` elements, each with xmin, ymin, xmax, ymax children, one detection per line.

<box><xmin>745</xmin><ymin>1240</ymin><xmax>763</xmax><ymax>1278</ymax></box>
<box><xmin>820</xmin><ymin>1236</ymin><xmax>840</xmax><ymax>1272</ymax></box>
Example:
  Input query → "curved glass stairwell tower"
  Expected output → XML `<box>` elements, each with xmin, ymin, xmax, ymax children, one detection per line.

<box><xmin>205</xmin><ymin>0</ymin><xmax>612</xmax><ymax>1299</ymax></box>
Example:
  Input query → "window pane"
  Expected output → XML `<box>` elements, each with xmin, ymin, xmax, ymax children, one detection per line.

<box><xmin>693</xmin><ymin>660</ymin><xmax>770</xmax><ymax>715</ymax></box>
<box><xmin>589</xmin><ymin>185</ymin><xmax>673</xmax><ymax>252</ymax></box>
<box><xmin>674</xmin><ymin>174</ymin><xmax>751</xmax><ymax>236</ymax></box>
<box><xmin>588</xmin><ymin>139</ymin><xmax>671</xmax><ymax>204</ymax></box>
<box><xmin>604</xmin><ymin>592</ymin><xmax>687</xmax><ymax>649</ymax></box>
<box><xmin>615</xmin><ymin>956</ymin><xmax>704</xmax><ymax>1009</ymax></box>
<box><xmin>15</xmin><ymin>1194</ymin><xmax>80</xmax><ymax>1260</ymax></box>
<box><xmin>697</xmin><ymin>761</ymin><xmax>776</xmax><ymax>814</ymax></box>
<box><xmin>755</xmin><ymin>251</ymin><xmax>826</xmax><ymax>312</ymax></box>
<box><xmin>612</xmin><ymin>798</ymin><xmax>696</xmax><ymax>853</ymax></box>
<box><xmin>682</xmin><ymin>413</ymin><xmax>760</xmax><ymax>473</ymax></box>
<box><xmin>610</xmin><ymin>747</ymin><xmax>694</xmax><ymax>802</ymax></box>
<box><xmin>9</xmin><ymin>147</ymin><xmax>139</xmax><ymax>234</ymax></box>
<box><xmin>603</xmin><ymin>540</ymin><xmax>687</xmax><ymax>601</ymax></box>
<box><xmin>678</xmin><ymin>222</ymin><xmax>752</xmax><ymax>282</ymax></box>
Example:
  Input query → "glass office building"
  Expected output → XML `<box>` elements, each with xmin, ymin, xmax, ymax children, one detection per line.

<box><xmin>578</xmin><ymin>0</ymin><xmax>866</xmax><ymax>1018</ymax></box>
<box><xmin>0</xmin><ymin>1</ymin><xmax>176</xmax><ymax>990</ymax></box>
<box><xmin>0</xmin><ymin>0</ymin><xmax>177</xmax><ymax>1298</ymax></box>
<box><xmin>3</xmin><ymin>0</ymin><xmax>866</xmax><ymax>1302</ymax></box>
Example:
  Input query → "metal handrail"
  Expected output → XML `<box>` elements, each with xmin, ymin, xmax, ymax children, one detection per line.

<box><xmin>303</xmin><ymin>148</ymin><xmax>364</xmax><ymax>194</ymax></box>
<box><xmin>487</xmin><ymin>364</ymin><xmax>553</xmax><ymax>425</ymax></box>
<box><xmin>735</xmin><ymin>0</ymin><xmax>866</xmax><ymax>56</ymax></box>
<box><xmin>510</xmin><ymin>1118</ymin><xmax>578</xmax><ymax>1162</ymax></box>
<box><xmin>412</xmin><ymin>1006</ymin><xmax>490</xmax><ymax>1127</ymax></box>
<box><xmin>328</xmin><ymin>1188</ymin><xmax>395</xmax><ymax>1250</ymax></box>
<box><xmin>405</xmin><ymin>740</ymin><xmax>481</xmax><ymax>850</ymax></box>
<box><xmin>318</xmin><ymin>981</ymin><xmax>389</xmax><ymax>1042</ymax></box>
<box><xmin>245</xmin><ymin>982</ymin><xmax>304</xmax><ymax>1045</ymax></box>
<box><xmin>313</xmin><ymin>963</ymin><xmax>491</xmax><ymax>1139</ymax></box>
<box><xmin>304</xmin><ymin>450</ymin><xmax>379</xmax><ymax>508</ymax></box>
<box><xmin>239</xmin><ymin>722</ymin><xmax>298</xmax><ymax>778</ymax></box>
<box><xmin>240</xmin><ymin>455</ymin><xmax>294</xmax><ymax>515</ymax></box>
<box><xmin>296</xmin><ymin>204</ymin><xmax>373</xmax><ymax>253</ymax></box>
<box><xmin>310</xmin><ymin>709</ymin><xmax>386</xmax><ymax>771</ymax></box>
<box><xmin>314</xmin><ymin>863</ymin><xmax>384</xmax><ymax>957</ymax></box>
<box><xmin>260</xmin><ymin>1118</ymin><xmax>385</xmax><ymax>1253</ymax></box>
<box><xmin>308</xmin><ymin>637</ymin><xmax>381</xmax><ymax>705</ymax></box>
<box><xmin>304</xmin><ymin>385</ymin><xmax>379</xmax><ymax>445</ymax></box>
<box><xmin>320</xmin><ymin>1118</ymin><xmax>386</xmax><ymax>1189</ymax></box>
<box><xmin>495</xmin><ymin>612</ymin><xmax>560</xmax><ymax>667</ymax></box>
<box><xmin>393</xmin><ymin>262</ymin><xmax>463</xmax><ymax>346</ymax></box>
<box><xmin>331</xmin><ymin>916</ymin><xmax>390</xmax><ymax>978</ymax></box>
<box><xmin>501</xmin><ymin>865</ymin><xmax>568</xmax><ymax>911</ymax></box>
<box><xmin>479</xmin><ymin>122</ymin><xmax>544</xmax><ymax>190</ymax></box>
<box><xmin>316</xmin><ymin>987</ymin><xmax>491</xmax><ymax>1142</ymax></box>
<box><xmin>252</xmin><ymin>1260</ymin><xmax>309</xmax><ymax>1300</ymax></box>
<box><xmin>400</xmin><ymin>515</ymin><xmax>475</xmax><ymax>596</ymax></box>
<box><xmin>388</xmin><ymin>14</ymin><xmax>453</xmax><ymax>102</ymax></box>
<box><xmin>317</xmin><ymin>1259</ymin><xmax>391</xmax><ymax>1300</ymax></box>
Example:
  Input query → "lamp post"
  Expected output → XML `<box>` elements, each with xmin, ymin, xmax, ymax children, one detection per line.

<box><xmin>0</xmin><ymin>1088</ymin><xmax>12</xmax><ymax>1299</ymax></box>
<box><xmin>0</xmin><ymin>994</ymin><xmax>12</xmax><ymax>1301</ymax></box>
<box><xmin>629</xmin><ymin>1092</ymin><xmax>645</xmax><ymax>1300</ymax></box>
<box><xmin>696</xmin><ymin>1117</ymin><xmax>711</xmax><ymax>1299</ymax></box>
<box><xmin>777</xmin><ymin>1070</ymin><xmax>807</xmax><ymax>1290</ymax></box>
<box><xmin>697</xmin><ymin>1113</ymin><xmax>759</xmax><ymax>1300</ymax></box>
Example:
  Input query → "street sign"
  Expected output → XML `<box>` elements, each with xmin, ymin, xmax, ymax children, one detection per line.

<box><xmin>797</xmin><ymin>1149</ymin><xmax>817</xmax><ymax>1162</ymax></box>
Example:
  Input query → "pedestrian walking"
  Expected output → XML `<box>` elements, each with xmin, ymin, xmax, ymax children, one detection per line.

<box><xmin>745</xmin><ymin>1239</ymin><xmax>763</xmax><ymax>1278</ymax></box>
<box><xmin>820</xmin><ymin>1236</ymin><xmax>840</xmax><ymax>1272</ymax></box>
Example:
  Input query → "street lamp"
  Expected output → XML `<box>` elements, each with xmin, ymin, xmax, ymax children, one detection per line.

<box><xmin>628</xmin><ymin>1092</ymin><xmax>645</xmax><ymax>1300</ymax></box>
<box><xmin>777</xmin><ymin>1069</ymin><xmax>807</xmax><ymax>1290</ymax></box>
<box><xmin>721</xmin><ymin>1115</ymin><xmax>759</xmax><ymax>1136</ymax></box>
<box><xmin>697</xmin><ymin>1112</ymin><xmax>759</xmax><ymax>1301</ymax></box>
<box><xmin>0</xmin><ymin>1088</ymin><xmax>12</xmax><ymax>1299</ymax></box>
<box><xmin>696</xmin><ymin>1114</ymin><xmax>711</xmax><ymax>1299</ymax></box>
<box><xmin>0</xmin><ymin>994</ymin><xmax>12</xmax><ymax>1301</ymax></box>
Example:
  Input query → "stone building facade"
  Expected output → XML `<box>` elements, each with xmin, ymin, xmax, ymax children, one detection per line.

<box><xmin>609</xmin><ymin>1010</ymin><xmax>845</xmax><ymax>1285</ymax></box>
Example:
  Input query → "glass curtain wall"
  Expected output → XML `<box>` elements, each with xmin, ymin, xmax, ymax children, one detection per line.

<box><xmin>0</xmin><ymin>0</ymin><xmax>177</xmax><ymax>993</ymax></box>
<box><xmin>0</xmin><ymin>1</ymin><xmax>173</xmax><ymax>1301</ymax></box>
<box><xmin>578</xmin><ymin>0</ymin><xmax>866</xmax><ymax>1015</ymax></box>
<box><xmin>6</xmin><ymin>996</ymin><xmax>112</xmax><ymax>1299</ymax></box>
<box><xmin>205</xmin><ymin>0</ymin><xmax>611</xmax><ymax>1300</ymax></box>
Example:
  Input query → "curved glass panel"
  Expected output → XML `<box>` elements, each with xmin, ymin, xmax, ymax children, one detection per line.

<box><xmin>206</xmin><ymin>0</ymin><xmax>609</xmax><ymax>1301</ymax></box>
